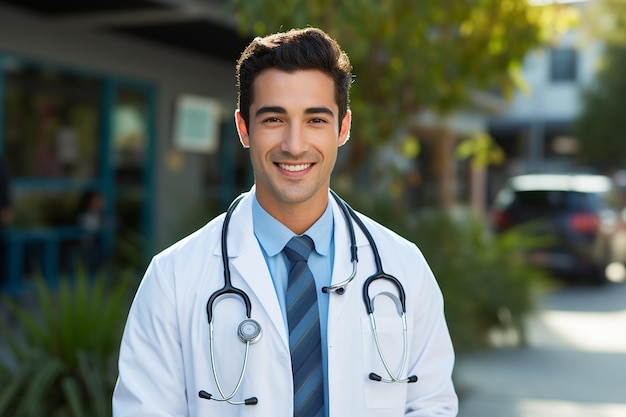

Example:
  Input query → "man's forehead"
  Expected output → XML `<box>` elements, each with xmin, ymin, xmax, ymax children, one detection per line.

<box><xmin>252</xmin><ymin>68</ymin><xmax>335</xmax><ymax>93</ymax></box>
<box><xmin>250</xmin><ymin>69</ymin><xmax>338</xmax><ymax>114</ymax></box>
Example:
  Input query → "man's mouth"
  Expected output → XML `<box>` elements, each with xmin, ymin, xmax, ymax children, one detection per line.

<box><xmin>277</xmin><ymin>163</ymin><xmax>312</xmax><ymax>172</ymax></box>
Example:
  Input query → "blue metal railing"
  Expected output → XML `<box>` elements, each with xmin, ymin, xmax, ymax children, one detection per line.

<box><xmin>2</xmin><ymin>225</ymin><xmax>105</xmax><ymax>295</ymax></box>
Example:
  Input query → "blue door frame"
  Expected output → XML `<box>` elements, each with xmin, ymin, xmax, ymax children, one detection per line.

<box><xmin>0</xmin><ymin>53</ymin><xmax>156</xmax><ymax>295</ymax></box>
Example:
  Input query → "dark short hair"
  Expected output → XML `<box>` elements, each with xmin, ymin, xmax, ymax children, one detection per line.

<box><xmin>236</xmin><ymin>27</ymin><xmax>352</xmax><ymax>130</ymax></box>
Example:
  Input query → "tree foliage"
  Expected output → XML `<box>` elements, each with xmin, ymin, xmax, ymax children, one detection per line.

<box><xmin>584</xmin><ymin>0</ymin><xmax>626</xmax><ymax>46</ymax></box>
<box><xmin>575</xmin><ymin>0</ymin><xmax>626</xmax><ymax>167</ymax></box>
<box><xmin>575</xmin><ymin>46</ymin><xmax>626</xmax><ymax>167</ymax></box>
<box><xmin>227</xmin><ymin>0</ymin><xmax>575</xmax><ymax>152</ymax></box>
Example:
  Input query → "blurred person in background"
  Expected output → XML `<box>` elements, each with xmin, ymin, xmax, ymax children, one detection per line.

<box><xmin>74</xmin><ymin>190</ymin><xmax>108</xmax><ymax>277</ymax></box>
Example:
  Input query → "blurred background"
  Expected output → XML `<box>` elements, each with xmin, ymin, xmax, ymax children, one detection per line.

<box><xmin>0</xmin><ymin>0</ymin><xmax>625</xmax><ymax>416</ymax></box>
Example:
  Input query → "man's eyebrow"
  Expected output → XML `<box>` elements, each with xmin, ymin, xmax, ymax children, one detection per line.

<box><xmin>255</xmin><ymin>106</ymin><xmax>286</xmax><ymax>117</ymax></box>
<box><xmin>305</xmin><ymin>107</ymin><xmax>334</xmax><ymax>116</ymax></box>
<box><xmin>254</xmin><ymin>106</ymin><xmax>335</xmax><ymax>118</ymax></box>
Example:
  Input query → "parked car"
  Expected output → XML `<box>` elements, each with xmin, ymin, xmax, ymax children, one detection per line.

<box><xmin>490</xmin><ymin>173</ymin><xmax>626</xmax><ymax>284</ymax></box>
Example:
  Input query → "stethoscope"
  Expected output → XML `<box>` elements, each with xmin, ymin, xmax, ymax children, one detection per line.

<box><xmin>198</xmin><ymin>190</ymin><xmax>417</xmax><ymax>406</ymax></box>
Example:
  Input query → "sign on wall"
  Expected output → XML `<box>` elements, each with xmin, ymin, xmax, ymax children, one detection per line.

<box><xmin>173</xmin><ymin>94</ymin><xmax>222</xmax><ymax>153</ymax></box>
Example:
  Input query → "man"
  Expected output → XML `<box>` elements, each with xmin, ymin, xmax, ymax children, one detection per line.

<box><xmin>113</xmin><ymin>27</ymin><xmax>458</xmax><ymax>416</ymax></box>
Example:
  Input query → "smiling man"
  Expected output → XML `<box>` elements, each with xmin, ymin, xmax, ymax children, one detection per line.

<box><xmin>113</xmin><ymin>27</ymin><xmax>458</xmax><ymax>417</ymax></box>
<box><xmin>236</xmin><ymin>68</ymin><xmax>351</xmax><ymax>234</ymax></box>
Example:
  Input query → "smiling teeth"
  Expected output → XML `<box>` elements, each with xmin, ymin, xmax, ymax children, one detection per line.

<box><xmin>279</xmin><ymin>163</ymin><xmax>311</xmax><ymax>172</ymax></box>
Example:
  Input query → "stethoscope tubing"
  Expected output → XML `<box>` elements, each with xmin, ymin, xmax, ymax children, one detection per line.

<box><xmin>200</xmin><ymin>194</ymin><xmax>259</xmax><ymax>405</ymax></box>
<box><xmin>208</xmin><ymin>322</ymin><xmax>254</xmax><ymax>404</ymax></box>
<box><xmin>328</xmin><ymin>190</ymin><xmax>408</xmax><ymax>316</ymax></box>
<box><xmin>322</xmin><ymin>190</ymin><xmax>359</xmax><ymax>294</ymax></box>
<box><xmin>325</xmin><ymin>192</ymin><xmax>416</xmax><ymax>383</ymax></box>
<box><xmin>199</xmin><ymin>190</ymin><xmax>417</xmax><ymax>407</ymax></box>
<box><xmin>206</xmin><ymin>194</ymin><xmax>251</xmax><ymax>323</ymax></box>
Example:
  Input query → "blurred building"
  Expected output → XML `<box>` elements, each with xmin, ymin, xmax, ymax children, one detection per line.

<box><xmin>0</xmin><ymin>0</ymin><xmax>253</xmax><ymax>293</ymax></box>
<box><xmin>0</xmin><ymin>0</ymin><xmax>605</xmax><ymax>292</ymax></box>
<box><xmin>487</xmin><ymin>0</ymin><xmax>602</xmax><ymax>201</ymax></box>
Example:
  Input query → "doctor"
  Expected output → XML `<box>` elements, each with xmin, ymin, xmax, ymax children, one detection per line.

<box><xmin>113</xmin><ymin>27</ymin><xmax>458</xmax><ymax>416</ymax></box>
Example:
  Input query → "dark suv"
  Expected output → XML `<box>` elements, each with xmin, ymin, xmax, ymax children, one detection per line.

<box><xmin>490</xmin><ymin>173</ymin><xmax>626</xmax><ymax>284</ymax></box>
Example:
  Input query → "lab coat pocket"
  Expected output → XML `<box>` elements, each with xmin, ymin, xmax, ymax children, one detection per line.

<box><xmin>361</xmin><ymin>316</ymin><xmax>408</xmax><ymax>409</ymax></box>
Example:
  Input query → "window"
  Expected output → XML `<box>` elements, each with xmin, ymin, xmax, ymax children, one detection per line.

<box><xmin>114</xmin><ymin>88</ymin><xmax>148</xmax><ymax>186</ymax></box>
<box><xmin>3</xmin><ymin>65</ymin><xmax>102</xmax><ymax>180</ymax></box>
<box><xmin>549</xmin><ymin>48</ymin><xmax>578</xmax><ymax>82</ymax></box>
<box><xmin>1</xmin><ymin>55</ymin><xmax>156</xmax><ymax>292</ymax></box>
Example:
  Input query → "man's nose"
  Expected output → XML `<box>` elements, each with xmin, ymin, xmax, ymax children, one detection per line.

<box><xmin>280</xmin><ymin>125</ymin><xmax>309</xmax><ymax>155</ymax></box>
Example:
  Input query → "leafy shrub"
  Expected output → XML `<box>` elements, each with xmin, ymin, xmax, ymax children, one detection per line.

<box><xmin>409</xmin><ymin>209</ymin><xmax>552</xmax><ymax>351</ymax></box>
<box><xmin>341</xmin><ymin>192</ymin><xmax>551</xmax><ymax>353</ymax></box>
<box><xmin>0</xmin><ymin>271</ymin><xmax>132</xmax><ymax>417</ymax></box>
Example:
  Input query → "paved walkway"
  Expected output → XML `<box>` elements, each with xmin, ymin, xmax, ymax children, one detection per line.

<box><xmin>455</xmin><ymin>281</ymin><xmax>626</xmax><ymax>417</ymax></box>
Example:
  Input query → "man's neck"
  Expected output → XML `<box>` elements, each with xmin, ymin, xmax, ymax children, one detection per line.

<box><xmin>255</xmin><ymin>190</ymin><xmax>328</xmax><ymax>235</ymax></box>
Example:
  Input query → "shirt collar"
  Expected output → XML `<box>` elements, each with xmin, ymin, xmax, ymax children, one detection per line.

<box><xmin>252</xmin><ymin>194</ymin><xmax>333</xmax><ymax>257</ymax></box>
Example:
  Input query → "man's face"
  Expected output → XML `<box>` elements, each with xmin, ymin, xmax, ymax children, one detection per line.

<box><xmin>236</xmin><ymin>69</ymin><xmax>351</xmax><ymax>217</ymax></box>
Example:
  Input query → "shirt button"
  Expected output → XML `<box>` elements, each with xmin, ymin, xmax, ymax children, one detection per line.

<box><xmin>278</xmin><ymin>351</ymin><xmax>289</xmax><ymax>363</ymax></box>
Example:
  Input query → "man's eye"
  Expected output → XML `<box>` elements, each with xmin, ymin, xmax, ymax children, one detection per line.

<box><xmin>263</xmin><ymin>117</ymin><xmax>281</xmax><ymax>123</ymax></box>
<box><xmin>310</xmin><ymin>118</ymin><xmax>327</xmax><ymax>124</ymax></box>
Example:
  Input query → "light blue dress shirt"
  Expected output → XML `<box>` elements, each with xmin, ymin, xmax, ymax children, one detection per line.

<box><xmin>252</xmin><ymin>195</ymin><xmax>334</xmax><ymax>414</ymax></box>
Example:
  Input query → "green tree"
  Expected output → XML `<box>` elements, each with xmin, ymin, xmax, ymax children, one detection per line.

<box><xmin>227</xmin><ymin>0</ymin><xmax>576</xmax><ymax>205</ymax></box>
<box><xmin>575</xmin><ymin>46</ymin><xmax>626</xmax><ymax>167</ymax></box>
<box><xmin>584</xmin><ymin>0</ymin><xmax>626</xmax><ymax>46</ymax></box>
<box><xmin>575</xmin><ymin>0</ymin><xmax>626</xmax><ymax>168</ymax></box>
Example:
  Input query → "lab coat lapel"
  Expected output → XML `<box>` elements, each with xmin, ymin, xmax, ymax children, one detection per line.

<box><xmin>221</xmin><ymin>192</ymin><xmax>289</xmax><ymax>348</ymax></box>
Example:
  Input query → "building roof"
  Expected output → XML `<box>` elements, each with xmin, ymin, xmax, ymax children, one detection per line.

<box><xmin>0</xmin><ymin>0</ymin><xmax>252</xmax><ymax>63</ymax></box>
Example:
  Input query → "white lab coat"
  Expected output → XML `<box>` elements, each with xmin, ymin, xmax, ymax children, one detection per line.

<box><xmin>113</xmin><ymin>189</ymin><xmax>458</xmax><ymax>416</ymax></box>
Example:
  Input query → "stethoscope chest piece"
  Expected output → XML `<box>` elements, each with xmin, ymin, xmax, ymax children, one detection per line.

<box><xmin>238</xmin><ymin>319</ymin><xmax>262</xmax><ymax>344</ymax></box>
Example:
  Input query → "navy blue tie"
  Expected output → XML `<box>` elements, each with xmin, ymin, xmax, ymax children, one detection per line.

<box><xmin>284</xmin><ymin>235</ymin><xmax>324</xmax><ymax>417</ymax></box>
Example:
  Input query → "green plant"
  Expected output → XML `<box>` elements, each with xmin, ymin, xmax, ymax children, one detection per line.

<box><xmin>112</xmin><ymin>229</ymin><xmax>146</xmax><ymax>277</ymax></box>
<box><xmin>338</xmin><ymin>189</ymin><xmax>552</xmax><ymax>353</ymax></box>
<box><xmin>0</xmin><ymin>270</ymin><xmax>132</xmax><ymax>417</ymax></box>
<box><xmin>410</xmin><ymin>210</ymin><xmax>552</xmax><ymax>351</ymax></box>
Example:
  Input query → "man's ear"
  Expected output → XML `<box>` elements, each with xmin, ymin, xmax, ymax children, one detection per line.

<box><xmin>235</xmin><ymin>110</ymin><xmax>250</xmax><ymax>148</ymax></box>
<box><xmin>338</xmin><ymin>110</ymin><xmax>352</xmax><ymax>147</ymax></box>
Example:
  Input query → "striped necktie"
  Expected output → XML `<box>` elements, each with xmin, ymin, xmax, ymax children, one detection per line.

<box><xmin>283</xmin><ymin>235</ymin><xmax>325</xmax><ymax>417</ymax></box>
